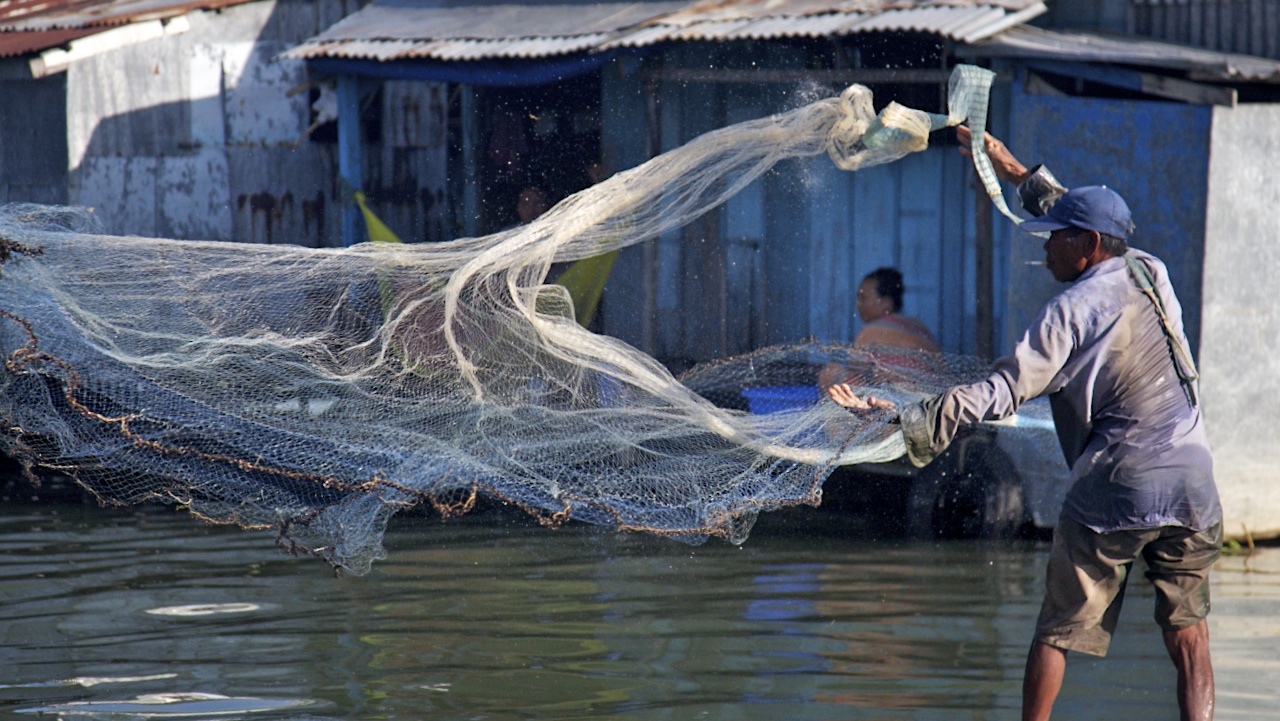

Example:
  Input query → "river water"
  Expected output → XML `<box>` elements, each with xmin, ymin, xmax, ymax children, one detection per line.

<box><xmin>2</xmin><ymin>480</ymin><xmax>1277</xmax><ymax>720</ymax></box>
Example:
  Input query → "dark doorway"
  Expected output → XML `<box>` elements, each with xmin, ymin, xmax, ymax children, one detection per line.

<box><xmin>469</xmin><ymin>73</ymin><xmax>603</xmax><ymax>234</ymax></box>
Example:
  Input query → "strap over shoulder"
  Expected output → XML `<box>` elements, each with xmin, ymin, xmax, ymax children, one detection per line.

<box><xmin>1124</xmin><ymin>253</ymin><xmax>1199</xmax><ymax>407</ymax></box>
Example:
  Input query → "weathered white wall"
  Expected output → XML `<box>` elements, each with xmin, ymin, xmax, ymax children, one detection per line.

<box><xmin>1202</xmin><ymin>103</ymin><xmax>1280</xmax><ymax>541</ymax></box>
<box><xmin>367</xmin><ymin>80</ymin><xmax>450</xmax><ymax>244</ymax></box>
<box><xmin>65</xmin><ymin>0</ymin><xmax>447</xmax><ymax>246</ymax></box>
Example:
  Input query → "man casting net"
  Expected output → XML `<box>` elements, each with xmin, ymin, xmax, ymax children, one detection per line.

<box><xmin>0</xmin><ymin>66</ymin><xmax>1015</xmax><ymax>574</ymax></box>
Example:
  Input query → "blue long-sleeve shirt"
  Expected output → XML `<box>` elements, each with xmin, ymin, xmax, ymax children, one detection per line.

<box><xmin>900</xmin><ymin>169</ymin><xmax>1221</xmax><ymax>533</ymax></box>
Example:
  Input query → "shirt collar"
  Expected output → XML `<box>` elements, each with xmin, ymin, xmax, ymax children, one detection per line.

<box><xmin>1076</xmin><ymin>254</ymin><xmax>1127</xmax><ymax>283</ymax></box>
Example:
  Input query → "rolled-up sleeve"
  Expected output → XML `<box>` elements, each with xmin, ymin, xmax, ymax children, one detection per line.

<box><xmin>1017</xmin><ymin>165</ymin><xmax>1068</xmax><ymax>218</ymax></box>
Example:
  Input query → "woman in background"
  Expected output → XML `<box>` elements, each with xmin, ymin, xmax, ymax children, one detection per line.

<box><xmin>819</xmin><ymin>267</ymin><xmax>940</xmax><ymax>390</ymax></box>
<box><xmin>853</xmin><ymin>267</ymin><xmax>939</xmax><ymax>352</ymax></box>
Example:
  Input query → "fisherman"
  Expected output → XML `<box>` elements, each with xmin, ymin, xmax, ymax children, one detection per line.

<box><xmin>830</xmin><ymin>127</ymin><xmax>1223</xmax><ymax>721</ymax></box>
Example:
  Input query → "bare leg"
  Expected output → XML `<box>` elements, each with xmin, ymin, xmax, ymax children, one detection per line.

<box><xmin>1163</xmin><ymin>619</ymin><xmax>1214</xmax><ymax>721</ymax></box>
<box><xmin>1022</xmin><ymin>641</ymin><xmax>1067</xmax><ymax>721</ymax></box>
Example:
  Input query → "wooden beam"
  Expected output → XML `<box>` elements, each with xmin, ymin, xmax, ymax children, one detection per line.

<box><xmin>1024</xmin><ymin>60</ymin><xmax>1237</xmax><ymax>107</ymax></box>
<box><xmin>973</xmin><ymin>171</ymin><xmax>995</xmax><ymax>360</ymax></box>
<box><xmin>642</xmin><ymin>67</ymin><xmax>1008</xmax><ymax>86</ymax></box>
<box><xmin>1023</xmin><ymin>69</ymin><xmax>1067</xmax><ymax>97</ymax></box>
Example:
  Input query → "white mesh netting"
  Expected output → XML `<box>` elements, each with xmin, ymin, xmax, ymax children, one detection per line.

<box><xmin>0</xmin><ymin>66</ymin><xmax>1029</xmax><ymax>573</ymax></box>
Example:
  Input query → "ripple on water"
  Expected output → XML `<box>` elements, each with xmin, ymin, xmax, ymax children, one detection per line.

<box><xmin>15</xmin><ymin>692</ymin><xmax>316</xmax><ymax>717</ymax></box>
<box><xmin>146</xmin><ymin>603</ymin><xmax>263</xmax><ymax>617</ymax></box>
<box><xmin>0</xmin><ymin>674</ymin><xmax>177</xmax><ymax>690</ymax></box>
<box><xmin>4</xmin><ymin>495</ymin><xmax>1280</xmax><ymax>720</ymax></box>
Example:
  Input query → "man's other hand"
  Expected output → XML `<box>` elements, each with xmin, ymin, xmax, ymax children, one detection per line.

<box><xmin>828</xmin><ymin>383</ymin><xmax>897</xmax><ymax>416</ymax></box>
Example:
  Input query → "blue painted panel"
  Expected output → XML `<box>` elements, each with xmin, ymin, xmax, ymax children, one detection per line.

<box><xmin>762</xmin><ymin>158</ymin><xmax>811</xmax><ymax>346</ymax></box>
<box><xmin>936</xmin><ymin>148</ymin><xmax>971</xmax><ymax>354</ymax></box>
<box><xmin>724</xmin><ymin>89</ymin><xmax>766</xmax><ymax>243</ymax></box>
<box><xmin>754</xmin><ymin>47</ymin><xmax>815</xmax><ymax>349</ymax></box>
<box><xmin>1008</xmin><ymin>90</ymin><xmax>1212</xmax><ymax>352</ymax></box>
<box><xmin>599</xmin><ymin>57</ymin><xmax>650</xmax><ymax>351</ymax></box>
<box><xmin>652</xmin><ymin>52</ymin><xmax>700</xmax><ymax>359</ymax></box>
<box><xmin>723</xmin><ymin>85</ymin><xmax>769</xmax><ymax>354</ymax></box>
<box><xmin>850</xmin><ymin>164</ymin><xmax>900</xmax><ymax>281</ymax></box>
<box><xmin>806</xmin><ymin>159</ymin><xmax>853</xmax><ymax>342</ymax></box>
<box><xmin>898</xmin><ymin>151</ymin><xmax>944</xmax><ymax>338</ymax></box>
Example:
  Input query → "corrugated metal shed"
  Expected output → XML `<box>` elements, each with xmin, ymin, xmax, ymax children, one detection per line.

<box><xmin>0</xmin><ymin>0</ymin><xmax>257</xmax><ymax>58</ymax></box>
<box><xmin>1128</xmin><ymin>0</ymin><xmax>1280</xmax><ymax>60</ymax></box>
<box><xmin>281</xmin><ymin>0</ymin><xmax>1049</xmax><ymax>62</ymax></box>
<box><xmin>963</xmin><ymin>24</ymin><xmax>1280</xmax><ymax>82</ymax></box>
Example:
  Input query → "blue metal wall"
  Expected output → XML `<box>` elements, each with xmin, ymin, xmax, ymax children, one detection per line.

<box><xmin>1004</xmin><ymin>82</ymin><xmax>1213</xmax><ymax>355</ymax></box>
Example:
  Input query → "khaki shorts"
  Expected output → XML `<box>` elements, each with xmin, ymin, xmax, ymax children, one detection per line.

<box><xmin>1034</xmin><ymin>514</ymin><xmax>1222</xmax><ymax>657</ymax></box>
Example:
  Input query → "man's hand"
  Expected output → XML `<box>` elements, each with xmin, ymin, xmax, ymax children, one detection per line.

<box><xmin>956</xmin><ymin>125</ymin><xmax>1031</xmax><ymax>185</ymax></box>
<box><xmin>827</xmin><ymin>383</ymin><xmax>898</xmax><ymax>416</ymax></box>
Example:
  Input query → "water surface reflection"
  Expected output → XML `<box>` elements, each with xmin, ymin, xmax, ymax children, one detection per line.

<box><xmin>1</xmin><ymin>491</ymin><xmax>1276</xmax><ymax>720</ymax></box>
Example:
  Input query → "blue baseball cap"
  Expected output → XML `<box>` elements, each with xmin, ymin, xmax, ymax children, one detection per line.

<box><xmin>1020</xmin><ymin>185</ymin><xmax>1133</xmax><ymax>239</ymax></box>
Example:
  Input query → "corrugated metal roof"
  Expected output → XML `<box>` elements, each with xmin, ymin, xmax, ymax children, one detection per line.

<box><xmin>0</xmin><ymin>0</ymin><xmax>257</xmax><ymax>58</ymax></box>
<box><xmin>282</xmin><ymin>0</ymin><xmax>1048</xmax><ymax>62</ymax></box>
<box><xmin>962</xmin><ymin>25</ymin><xmax>1280</xmax><ymax>82</ymax></box>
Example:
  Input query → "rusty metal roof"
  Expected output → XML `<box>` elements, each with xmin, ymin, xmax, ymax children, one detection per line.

<box><xmin>963</xmin><ymin>25</ymin><xmax>1280</xmax><ymax>83</ymax></box>
<box><xmin>282</xmin><ymin>0</ymin><xmax>1049</xmax><ymax>62</ymax></box>
<box><xmin>0</xmin><ymin>0</ymin><xmax>255</xmax><ymax>30</ymax></box>
<box><xmin>0</xmin><ymin>0</ymin><xmax>257</xmax><ymax>58</ymax></box>
<box><xmin>0</xmin><ymin>26</ymin><xmax>99</xmax><ymax>58</ymax></box>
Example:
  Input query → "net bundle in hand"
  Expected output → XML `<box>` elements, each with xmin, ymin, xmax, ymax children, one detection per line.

<box><xmin>0</xmin><ymin>67</ymin><xmax>1004</xmax><ymax>573</ymax></box>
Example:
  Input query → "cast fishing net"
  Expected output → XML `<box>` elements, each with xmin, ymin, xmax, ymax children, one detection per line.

<box><xmin>0</xmin><ymin>65</ymin><xmax>1045</xmax><ymax>573</ymax></box>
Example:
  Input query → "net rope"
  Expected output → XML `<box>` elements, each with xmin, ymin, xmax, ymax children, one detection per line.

<box><xmin>0</xmin><ymin>65</ymin><xmax>1042</xmax><ymax>573</ymax></box>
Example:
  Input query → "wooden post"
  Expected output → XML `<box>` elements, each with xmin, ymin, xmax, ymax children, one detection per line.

<box><xmin>973</xmin><ymin>170</ymin><xmax>995</xmax><ymax>359</ymax></box>
<box><xmin>337</xmin><ymin>74</ymin><xmax>363</xmax><ymax>247</ymax></box>
<box><xmin>641</xmin><ymin>76</ymin><xmax>660</xmax><ymax>356</ymax></box>
<box><xmin>461</xmin><ymin>85</ymin><xmax>479</xmax><ymax>238</ymax></box>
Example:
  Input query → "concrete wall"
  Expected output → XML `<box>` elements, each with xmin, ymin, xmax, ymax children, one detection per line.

<box><xmin>1202</xmin><ymin>103</ymin><xmax>1280</xmax><ymax>541</ymax></box>
<box><xmin>64</xmin><ymin>0</ymin><xmax>446</xmax><ymax>246</ymax></box>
